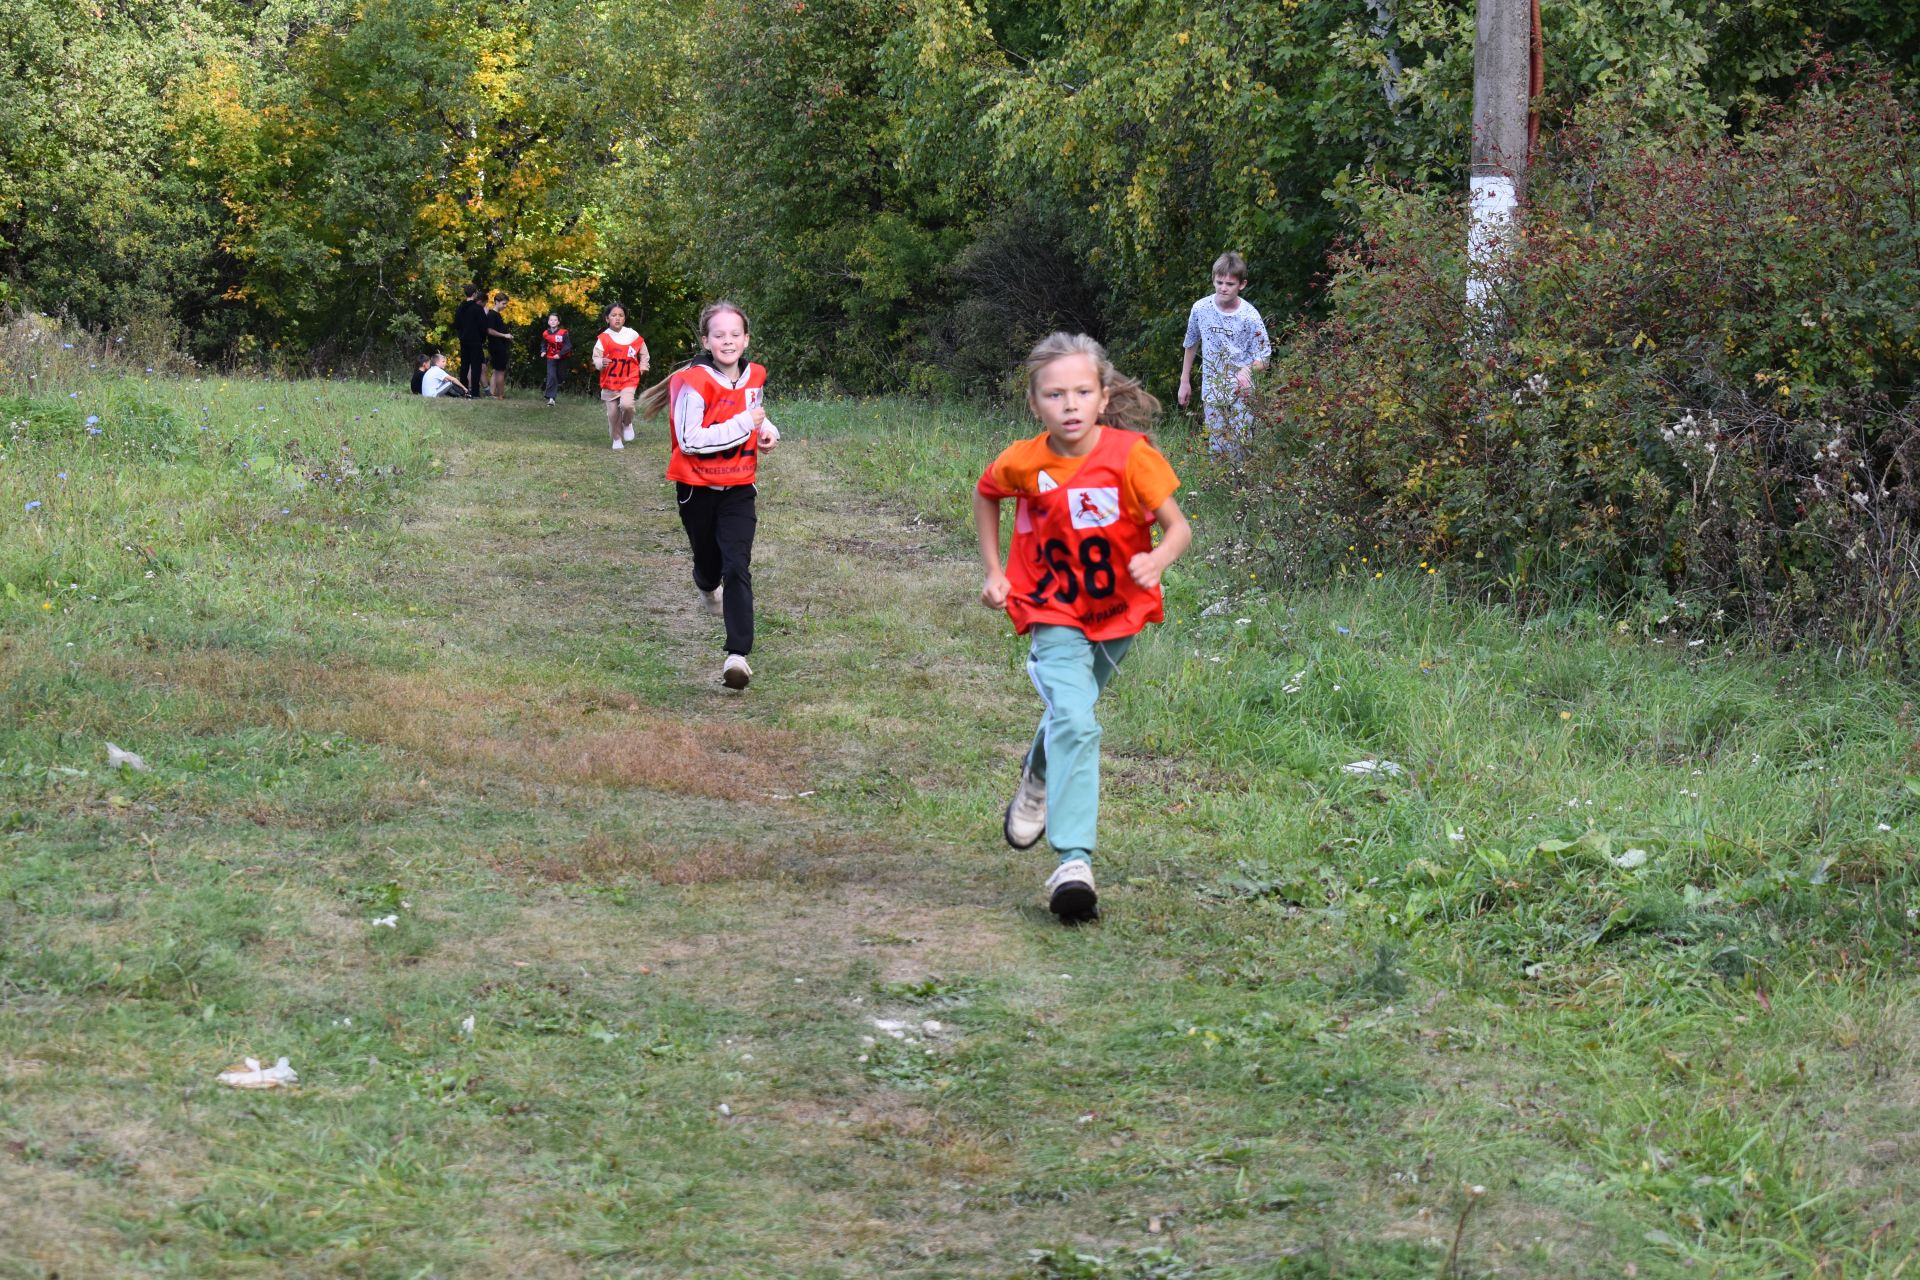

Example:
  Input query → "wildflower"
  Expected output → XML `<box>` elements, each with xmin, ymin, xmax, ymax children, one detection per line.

<box><xmin>87</xmin><ymin>426</ymin><xmax>102</xmax><ymax>436</ymax></box>
<box><xmin>1559</xmin><ymin>711</ymin><xmax>1571</xmax><ymax>720</ymax></box>
<box><xmin>85</xmin><ymin>415</ymin><xmax>99</xmax><ymax>426</ymax></box>
<box><xmin>61</xmin><ymin>342</ymin><xmax>73</xmax><ymax>349</ymax></box>
<box><xmin>42</xmin><ymin>601</ymin><xmax>52</xmax><ymax>610</ymax></box>
<box><xmin>68</xmin><ymin>392</ymin><xmax>78</xmax><ymax>399</ymax></box>
<box><xmin>57</xmin><ymin>472</ymin><xmax>66</xmax><ymax>480</ymax></box>
<box><xmin>1335</xmin><ymin>625</ymin><xmax>1351</xmax><ymax>635</ymax></box>
<box><xmin>24</xmin><ymin>500</ymin><xmax>41</xmax><ymax>511</ymax></box>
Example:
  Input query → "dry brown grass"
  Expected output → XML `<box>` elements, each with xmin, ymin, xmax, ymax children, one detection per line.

<box><xmin>516</xmin><ymin>832</ymin><xmax>777</xmax><ymax>886</ymax></box>
<box><xmin>93</xmin><ymin>651</ymin><xmax>806</xmax><ymax>802</ymax></box>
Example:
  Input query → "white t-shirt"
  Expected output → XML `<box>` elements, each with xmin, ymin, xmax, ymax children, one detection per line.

<box><xmin>1183</xmin><ymin>297</ymin><xmax>1272</xmax><ymax>391</ymax></box>
<box><xmin>422</xmin><ymin>366</ymin><xmax>458</xmax><ymax>397</ymax></box>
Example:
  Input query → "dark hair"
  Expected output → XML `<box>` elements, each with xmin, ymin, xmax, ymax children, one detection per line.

<box><xmin>603</xmin><ymin>302</ymin><xmax>629</xmax><ymax>327</ymax></box>
<box><xmin>464</xmin><ymin>283</ymin><xmax>480</xmax><ymax>299</ymax></box>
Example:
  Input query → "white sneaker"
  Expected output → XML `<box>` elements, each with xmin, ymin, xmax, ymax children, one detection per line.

<box><xmin>700</xmin><ymin>584</ymin><xmax>724</xmax><ymax>616</ymax></box>
<box><xmin>623</xmin><ymin>425</ymin><xmax>635</xmax><ymax>442</ymax></box>
<box><xmin>1003</xmin><ymin>765</ymin><xmax>1046</xmax><ymax>850</ymax></box>
<box><xmin>722</xmin><ymin>654</ymin><xmax>752</xmax><ymax>690</ymax></box>
<box><xmin>545</xmin><ymin>397</ymin><xmax>556</xmax><ymax>407</ymax></box>
<box><xmin>1045</xmin><ymin>859</ymin><xmax>1098</xmax><ymax>923</ymax></box>
<box><xmin>611</xmin><ymin>439</ymin><xmax>624</xmax><ymax>450</ymax></box>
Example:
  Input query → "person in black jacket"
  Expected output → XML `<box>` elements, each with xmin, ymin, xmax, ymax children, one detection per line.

<box><xmin>454</xmin><ymin>284</ymin><xmax>489</xmax><ymax>395</ymax></box>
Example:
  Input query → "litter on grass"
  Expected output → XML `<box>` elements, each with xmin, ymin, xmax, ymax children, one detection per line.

<box><xmin>105</xmin><ymin>742</ymin><xmax>150</xmax><ymax>772</ymax></box>
<box><xmin>370</xmin><ymin>915</ymin><xmax>399</xmax><ymax>928</ymax></box>
<box><xmin>216</xmin><ymin>1057</ymin><xmax>298</xmax><ymax>1089</ymax></box>
<box><xmin>1342</xmin><ymin>759</ymin><xmax>1408</xmax><ymax>779</ymax></box>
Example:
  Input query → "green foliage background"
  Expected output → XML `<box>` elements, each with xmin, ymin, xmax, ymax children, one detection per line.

<box><xmin>0</xmin><ymin>0</ymin><xmax>1914</xmax><ymax>382</ymax></box>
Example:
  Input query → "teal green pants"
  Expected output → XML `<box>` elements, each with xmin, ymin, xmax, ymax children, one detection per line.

<box><xmin>1024</xmin><ymin>624</ymin><xmax>1135</xmax><ymax>866</ymax></box>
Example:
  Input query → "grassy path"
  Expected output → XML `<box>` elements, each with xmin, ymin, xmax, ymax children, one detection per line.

<box><xmin>6</xmin><ymin>381</ymin><xmax>1920</xmax><ymax>1277</ymax></box>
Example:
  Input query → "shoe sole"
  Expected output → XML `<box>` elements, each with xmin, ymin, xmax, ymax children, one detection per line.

<box><xmin>1003</xmin><ymin>797</ymin><xmax>1043</xmax><ymax>850</ymax></box>
<box><xmin>1049</xmin><ymin>881</ymin><xmax>1098</xmax><ymax>923</ymax></box>
<box><xmin>722</xmin><ymin>668</ymin><xmax>750</xmax><ymax>690</ymax></box>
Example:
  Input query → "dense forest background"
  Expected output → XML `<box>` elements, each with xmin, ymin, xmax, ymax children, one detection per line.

<box><xmin>3</xmin><ymin>0</ymin><xmax>1914</xmax><ymax>390</ymax></box>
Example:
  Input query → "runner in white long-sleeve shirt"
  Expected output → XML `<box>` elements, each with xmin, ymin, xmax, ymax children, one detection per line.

<box><xmin>640</xmin><ymin>301</ymin><xmax>780</xmax><ymax>690</ymax></box>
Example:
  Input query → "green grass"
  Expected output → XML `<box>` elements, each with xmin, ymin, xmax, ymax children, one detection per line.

<box><xmin>2</xmin><ymin>373</ymin><xmax>1918</xmax><ymax>1277</ymax></box>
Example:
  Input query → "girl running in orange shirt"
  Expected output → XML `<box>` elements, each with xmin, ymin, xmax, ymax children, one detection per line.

<box><xmin>974</xmin><ymin>333</ymin><xmax>1192</xmax><ymax>922</ymax></box>
<box><xmin>640</xmin><ymin>301</ymin><xmax>779</xmax><ymax>690</ymax></box>
<box><xmin>592</xmin><ymin>303</ymin><xmax>649</xmax><ymax>450</ymax></box>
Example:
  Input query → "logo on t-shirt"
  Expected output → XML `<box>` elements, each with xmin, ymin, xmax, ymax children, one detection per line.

<box><xmin>1069</xmin><ymin>487</ymin><xmax>1120</xmax><ymax>529</ymax></box>
<box><xmin>1036</xmin><ymin>470</ymin><xmax>1058</xmax><ymax>493</ymax></box>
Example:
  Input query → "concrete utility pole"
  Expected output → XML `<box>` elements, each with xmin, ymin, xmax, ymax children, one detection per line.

<box><xmin>1466</xmin><ymin>0</ymin><xmax>1535</xmax><ymax>312</ymax></box>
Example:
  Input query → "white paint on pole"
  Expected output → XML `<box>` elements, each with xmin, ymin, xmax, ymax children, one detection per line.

<box><xmin>1466</xmin><ymin>172</ymin><xmax>1517</xmax><ymax>313</ymax></box>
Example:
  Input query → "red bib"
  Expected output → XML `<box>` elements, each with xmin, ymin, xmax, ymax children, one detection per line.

<box><xmin>540</xmin><ymin>327</ymin><xmax>569</xmax><ymax>360</ymax></box>
<box><xmin>665</xmin><ymin>363</ymin><xmax>767</xmax><ymax>487</ymax></box>
<box><xmin>1005</xmin><ymin>427</ymin><xmax>1164</xmax><ymax>640</ymax></box>
<box><xmin>597</xmin><ymin>332</ymin><xmax>644</xmax><ymax>391</ymax></box>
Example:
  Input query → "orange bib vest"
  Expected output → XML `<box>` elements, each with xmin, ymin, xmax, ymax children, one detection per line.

<box><xmin>1005</xmin><ymin>426</ymin><xmax>1164</xmax><ymax>641</ymax></box>
<box><xmin>665</xmin><ymin>362</ymin><xmax>767</xmax><ymax>488</ymax></box>
<box><xmin>597</xmin><ymin>332</ymin><xmax>644</xmax><ymax>391</ymax></box>
<box><xmin>540</xmin><ymin>327</ymin><xmax>569</xmax><ymax>360</ymax></box>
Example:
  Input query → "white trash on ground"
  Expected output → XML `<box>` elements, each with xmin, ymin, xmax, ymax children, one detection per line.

<box><xmin>216</xmin><ymin>1057</ymin><xmax>298</xmax><ymax>1089</ymax></box>
<box><xmin>1341</xmin><ymin>759</ymin><xmax>1408</xmax><ymax>779</ymax></box>
<box><xmin>105</xmin><ymin>742</ymin><xmax>150</xmax><ymax>772</ymax></box>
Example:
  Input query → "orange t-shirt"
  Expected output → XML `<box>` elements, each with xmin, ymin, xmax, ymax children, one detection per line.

<box><xmin>976</xmin><ymin>427</ymin><xmax>1179</xmax><ymax>520</ymax></box>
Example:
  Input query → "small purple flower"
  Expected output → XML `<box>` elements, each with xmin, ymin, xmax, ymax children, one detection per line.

<box><xmin>86</xmin><ymin>426</ymin><xmax>102</xmax><ymax>436</ymax></box>
<box><xmin>61</xmin><ymin>343</ymin><xmax>73</xmax><ymax>349</ymax></box>
<box><xmin>1335</xmin><ymin>626</ymin><xmax>1352</xmax><ymax>636</ymax></box>
<box><xmin>24</xmin><ymin>500</ymin><xmax>41</xmax><ymax>511</ymax></box>
<box><xmin>85</xmin><ymin>415</ymin><xmax>99</xmax><ymax>426</ymax></box>
<box><xmin>144</xmin><ymin>367</ymin><xmax>153</xmax><ymax>374</ymax></box>
<box><xmin>254</xmin><ymin>405</ymin><xmax>266</xmax><ymax>412</ymax></box>
<box><xmin>281</xmin><ymin>508</ymin><xmax>290</xmax><ymax>515</ymax></box>
<box><xmin>68</xmin><ymin>392</ymin><xmax>78</xmax><ymax>399</ymax></box>
<box><xmin>57</xmin><ymin>472</ymin><xmax>67</xmax><ymax>480</ymax></box>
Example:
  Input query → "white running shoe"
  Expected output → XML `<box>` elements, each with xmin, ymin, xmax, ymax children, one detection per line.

<box><xmin>1003</xmin><ymin>765</ymin><xmax>1046</xmax><ymax>850</ymax></box>
<box><xmin>545</xmin><ymin>397</ymin><xmax>556</xmax><ymax>407</ymax></box>
<box><xmin>722</xmin><ymin>654</ymin><xmax>752</xmax><ymax>690</ymax></box>
<box><xmin>623</xmin><ymin>425</ymin><xmax>635</xmax><ymax>442</ymax></box>
<box><xmin>1045</xmin><ymin>859</ymin><xmax>1098</xmax><ymax>923</ymax></box>
<box><xmin>611</xmin><ymin>439</ymin><xmax>624</xmax><ymax>450</ymax></box>
<box><xmin>700</xmin><ymin>584</ymin><xmax>724</xmax><ymax>616</ymax></box>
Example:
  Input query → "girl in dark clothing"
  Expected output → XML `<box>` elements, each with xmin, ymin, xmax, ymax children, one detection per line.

<box><xmin>486</xmin><ymin>292</ymin><xmax>513</xmax><ymax>399</ymax></box>
<box><xmin>454</xmin><ymin>284</ymin><xmax>488</xmax><ymax>393</ymax></box>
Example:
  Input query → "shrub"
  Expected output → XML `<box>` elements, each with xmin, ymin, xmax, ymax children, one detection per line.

<box><xmin>1241</xmin><ymin>63</ymin><xmax>1920</xmax><ymax>658</ymax></box>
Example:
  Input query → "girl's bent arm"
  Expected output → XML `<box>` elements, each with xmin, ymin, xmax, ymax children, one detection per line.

<box><xmin>974</xmin><ymin>492</ymin><xmax>1010</xmax><ymax>608</ymax></box>
<box><xmin>1128</xmin><ymin>496</ymin><xmax>1192</xmax><ymax>589</ymax></box>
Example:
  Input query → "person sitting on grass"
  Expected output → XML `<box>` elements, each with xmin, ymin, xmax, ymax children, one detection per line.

<box><xmin>974</xmin><ymin>332</ymin><xmax>1191</xmax><ymax>924</ymax></box>
<box><xmin>420</xmin><ymin>353</ymin><xmax>471</xmax><ymax>398</ymax></box>
<box><xmin>411</xmin><ymin>354</ymin><xmax>430</xmax><ymax>395</ymax></box>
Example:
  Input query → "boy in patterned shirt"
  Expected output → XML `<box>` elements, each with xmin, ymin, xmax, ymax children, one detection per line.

<box><xmin>1177</xmin><ymin>252</ymin><xmax>1272</xmax><ymax>456</ymax></box>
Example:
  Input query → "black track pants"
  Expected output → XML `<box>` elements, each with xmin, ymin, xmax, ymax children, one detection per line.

<box><xmin>676</xmin><ymin>482</ymin><xmax>757</xmax><ymax>656</ymax></box>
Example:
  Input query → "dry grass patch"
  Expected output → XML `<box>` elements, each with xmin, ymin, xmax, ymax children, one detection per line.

<box><xmin>521</xmin><ymin>833</ymin><xmax>778</xmax><ymax>886</ymax></box>
<box><xmin>97</xmin><ymin>649</ymin><xmax>810</xmax><ymax>802</ymax></box>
